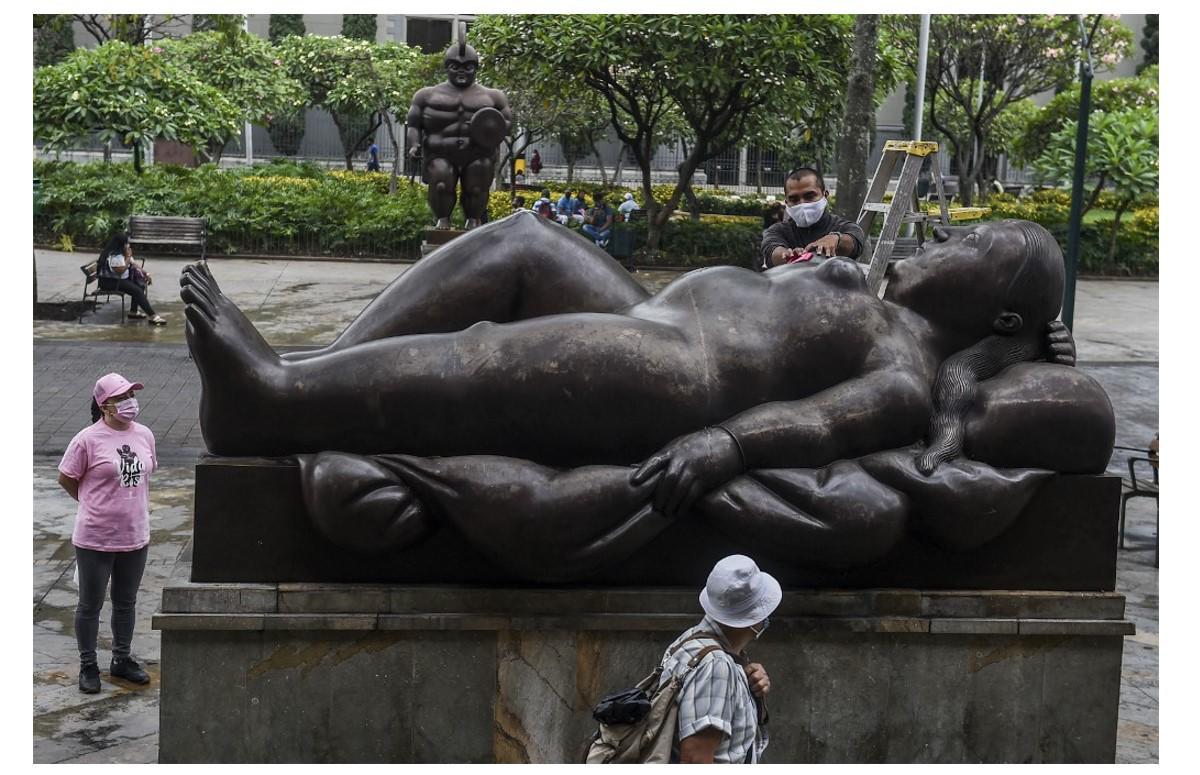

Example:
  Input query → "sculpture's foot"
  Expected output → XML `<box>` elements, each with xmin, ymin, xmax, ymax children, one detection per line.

<box><xmin>180</xmin><ymin>263</ymin><xmax>287</xmax><ymax>455</ymax></box>
<box><xmin>434</xmin><ymin>218</ymin><xmax>453</xmax><ymax>230</ymax></box>
<box><xmin>464</xmin><ymin>218</ymin><xmax>481</xmax><ymax>230</ymax></box>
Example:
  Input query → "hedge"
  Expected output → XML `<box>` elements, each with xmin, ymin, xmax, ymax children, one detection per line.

<box><xmin>32</xmin><ymin>161</ymin><xmax>1157</xmax><ymax>275</ymax></box>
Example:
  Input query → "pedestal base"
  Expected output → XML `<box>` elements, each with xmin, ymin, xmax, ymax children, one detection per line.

<box><xmin>190</xmin><ymin>457</ymin><xmax>1122</xmax><ymax>591</ymax></box>
<box><xmin>154</xmin><ymin>584</ymin><xmax>1132</xmax><ymax>763</ymax></box>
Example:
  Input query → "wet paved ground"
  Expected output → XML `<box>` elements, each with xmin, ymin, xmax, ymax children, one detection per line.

<box><xmin>31</xmin><ymin>249</ymin><xmax>1158</xmax><ymax>762</ymax></box>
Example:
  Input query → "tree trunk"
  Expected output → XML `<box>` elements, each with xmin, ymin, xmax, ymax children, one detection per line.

<box><xmin>566</xmin><ymin>157</ymin><xmax>575</xmax><ymax>184</ymax></box>
<box><xmin>1107</xmin><ymin>200</ymin><xmax>1130</xmax><ymax>266</ymax></box>
<box><xmin>835</xmin><ymin>14</ymin><xmax>879</xmax><ymax>219</ymax></box>
<box><xmin>133</xmin><ymin>140</ymin><xmax>143</xmax><ymax>174</ymax></box>
<box><xmin>683</xmin><ymin>184</ymin><xmax>701</xmax><ymax>222</ymax></box>
<box><xmin>590</xmin><ymin>141</ymin><xmax>609</xmax><ymax>187</ymax></box>
<box><xmin>202</xmin><ymin>138</ymin><xmax>226</xmax><ymax>166</ymax></box>
<box><xmin>380</xmin><ymin>110</ymin><xmax>401</xmax><ymax>195</ymax></box>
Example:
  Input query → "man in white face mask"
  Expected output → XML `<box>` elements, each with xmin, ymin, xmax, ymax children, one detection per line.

<box><xmin>759</xmin><ymin>167</ymin><xmax>867</xmax><ymax>270</ymax></box>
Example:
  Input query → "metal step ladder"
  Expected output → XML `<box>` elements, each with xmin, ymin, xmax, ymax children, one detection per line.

<box><xmin>855</xmin><ymin>140</ymin><xmax>987</xmax><ymax>295</ymax></box>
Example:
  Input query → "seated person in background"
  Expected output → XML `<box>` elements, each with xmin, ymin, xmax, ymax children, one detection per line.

<box><xmin>759</xmin><ymin>167</ymin><xmax>867</xmax><ymax>271</ymax></box>
<box><xmin>574</xmin><ymin>193</ymin><xmax>589</xmax><ymax>221</ymax></box>
<box><xmin>618</xmin><ymin>192</ymin><xmax>640</xmax><ymax>220</ymax></box>
<box><xmin>556</xmin><ymin>190</ymin><xmax>582</xmax><ymax>225</ymax></box>
<box><xmin>511</xmin><ymin>195</ymin><xmax>527</xmax><ymax>213</ymax></box>
<box><xmin>582</xmin><ymin>197</ymin><xmax>615</xmax><ymax>247</ymax></box>
<box><xmin>97</xmin><ymin>233</ymin><xmax>165</xmax><ymax>326</ymax></box>
<box><xmin>532</xmin><ymin>189</ymin><xmax>556</xmax><ymax>220</ymax></box>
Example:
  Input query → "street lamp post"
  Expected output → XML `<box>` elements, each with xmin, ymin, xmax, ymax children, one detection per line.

<box><xmin>1062</xmin><ymin>15</ymin><xmax>1099</xmax><ymax>331</ymax></box>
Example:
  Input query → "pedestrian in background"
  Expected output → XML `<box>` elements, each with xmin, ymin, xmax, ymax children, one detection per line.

<box><xmin>57</xmin><ymin>373</ymin><xmax>159</xmax><ymax>693</ymax></box>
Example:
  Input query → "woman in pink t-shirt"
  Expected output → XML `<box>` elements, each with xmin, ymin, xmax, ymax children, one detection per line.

<box><xmin>58</xmin><ymin>372</ymin><xmax>158</xmax><ymax>694</ymax></box>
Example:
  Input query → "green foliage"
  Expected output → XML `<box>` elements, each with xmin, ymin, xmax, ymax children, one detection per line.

<box><xmin>616</xmin><ymin>219</ymin><xmax>764</xmax><ymax>268</ymax></box>
<box><xmin>34</xmin><ymin>41</ymin><xmax>241</xmax><ymax>157</ymax></box>
<box><xmin>1012</xmin><ymin>71</ymin><xmax>1158</xmax><ymax>164</ymax></box>
<box><xmin>919</xmin><ymin>88</ymin><xmax>1039</xmax><ymax>158</ymax></box>
<box><xmin>34</xmin><ymin>18</ymin><xmax>75</xmax><ymax>68</ymax></box>
<box><xmin>155</xmin><ymin>31</ymin><xmax>306</xmax><ymax>128</ymax></box>
<box><xmin>341</xmin><ymin>14</ymin><xmax>378</xmax><ymax>42</ymax></box>
<box><xmin>191</xmin><ymin>15</ymin><xmax>242</xmax><ymax>34</ymax></box>
<box><xmin>1031</xmin><ymin>111</ymin><xmax>1158</xmax><ymax>204</ymax></box>
<box><xmin>1138</xmin><ymin>14</ymin><xmax>1158</xmax><ymax>74</ymax></box>
<box><xmin>473</xmin><ymin>14</ymin><xmax>856</xmax><ymax>250</ymax></box>
<box><xmin>898</xmin><ymin>14</ymin><xmax>1133</xmax><ymax>205</ymax></box>
<box><xmin>268</xmin><ymin>14</ymin><xmax>305</xmax><ymax>42</ymax></box>
<box><xmin>33</xmin><ymin>160</ymin><xmax>430</xmax><ymax>258</ymax></box>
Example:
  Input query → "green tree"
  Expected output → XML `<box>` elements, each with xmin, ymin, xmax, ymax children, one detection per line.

<box><xmin>191</xmin><ymin>14</ymin><xmax>241</xmax><ymax>33</ymax></box>
<box><xmin>341</xmin><ymin>14</ymin><xmax>378</xmax><ymax>42</ymax></box>
<box><xmin>269</xmin><ymin>14</ymin><xmax>306</xmax><ymax>41</ymax></box>
<box><xmin>156</xmin><ymin>31</ymin><xmax>306</xmax><ymax>164</ymax></box>
<box><xmin>1013</xmin><ymin>69</ymin><xmax>1158</xmax><ymax>165</ymax></box>
<box><xmin>67</xmin><ymin>14</ymin><xmax>191</xmax><ymax>45</ymax></box>
<box><xmin>267</xmin><ymin>16</ymin><xmax>308</xmax><ymax>156</ymax></box>
<box><xmin>1138</xmin><ymin>14</ymin><xmax>1157</xmax><ymax>74</ymax></box>
<box><xmin>34</xmin><ymin>41</ymin><xmax>241</xmax><ymax>173</ymax></box>
<box><xmin>277</xmin><ymin>35</ymin><xmax>424</xmax><ymax>175</ymax></box>
<box><xmin>898</xmin><ymin>14</ymin><xmax>1132</xmax><ymax>205</ymax></box>
<box><xmin>33</xmin><ymin>16</ymin><xmax>75</xmax><ymax>68</ymax></box>
<box><xmin>474</xmin><ymin>14</ymin><xmax>853</xmax><ymax>252</ymax></box>
<box><xmin>1032</xmin><ymin>110</ymin><xmax>1158</xmax><ymax>263</ymax></box>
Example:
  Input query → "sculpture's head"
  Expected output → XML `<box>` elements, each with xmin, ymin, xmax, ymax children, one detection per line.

<box><xmin>443</xmin><ymin>40</ymin><xmax>480</xmax><ymax>88</ymax></box>
<box><xmin>886</xmin><ymin>220</ymin><xmax>1064</xmax><ymax>341</ymax></box>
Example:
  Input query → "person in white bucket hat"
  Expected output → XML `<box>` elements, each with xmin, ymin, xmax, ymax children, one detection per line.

<box><xmin>657</xmin><ymin>555</ymin><xmax>782</xmax><ymax>763</ymax></box>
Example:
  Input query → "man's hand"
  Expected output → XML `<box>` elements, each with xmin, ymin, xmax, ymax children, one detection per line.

<box><xmin>804</xmin><ymin>233</ymin><xmax>840</xmax><ymax>257</ymax></box>
<box><xmin>1045</xmin><ymin>320</ymin><xmax>1076</xmax><ymax>366</ymax></box>
<box><xmin>744</xmin><ymin>662</ymin><xmax>770</xmax><ymax>697</ymax></box>
<box><xmin>407</xmin><ymin>145</ymin><xmax>421</xmax><ymax>159</ymax></box>
<box><xmin>631</xmin><ymin>428</ymin><xmax>743</xmax><ymax>518</ymax></box>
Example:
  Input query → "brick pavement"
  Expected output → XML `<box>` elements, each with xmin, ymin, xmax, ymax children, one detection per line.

<box><xmin>33</xmin><ymin>341</ymin><xmax>204</xmax><ymax>464</ymax></box>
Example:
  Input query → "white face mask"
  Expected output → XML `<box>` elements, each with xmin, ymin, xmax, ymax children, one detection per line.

<box><xmin>786</xmin><ymin>197</ymin><xmax>827</xmax><ymax>228</ymax></box>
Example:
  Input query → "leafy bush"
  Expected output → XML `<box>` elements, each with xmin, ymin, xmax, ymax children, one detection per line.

<box><xmin>33</xmin><ymin>160</ymin><xmax>428</xmax><ymax>258</ymax></box>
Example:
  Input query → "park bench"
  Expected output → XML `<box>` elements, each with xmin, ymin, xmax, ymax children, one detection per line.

<box><xmin>79</xmin><ymin>253</ymin><xmax>146</xmax><ymax>324</ymax></box>
<box><xmin>128</xmin><ymin>214</ymin><xmax>208</xmax><ymax>262</ymax></box>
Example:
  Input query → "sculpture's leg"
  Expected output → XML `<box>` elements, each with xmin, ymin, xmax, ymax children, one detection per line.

<box><xmin>426</xmin><ymin>157</ymin><xmax>456</xmax><ymax>229</ymax></box>
<box><xmin>460</xmin><ymin>157</ymin><xmax>494</xmax><ymax>229</ymax></box>
<box><xmin>283</xmin><ymin>211</ymin><xmax>649</xmax><ymax>360</ymax></box>
<box><xmin>181</xmin><ymin>259</ymin><xmax>686</xmax><ymax>459</ymax></box>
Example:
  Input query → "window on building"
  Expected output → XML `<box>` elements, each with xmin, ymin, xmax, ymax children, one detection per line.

<box><xmin>406</xmin><ymin>17</ymin><xmax>453</xmax><ymax>54</ymax></box>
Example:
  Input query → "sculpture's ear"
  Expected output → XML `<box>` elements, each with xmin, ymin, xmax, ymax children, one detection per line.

<box><xmin>992</xmin><ymin>311</ymin><xmax>1024</xmax><ymax>335</ymax></box>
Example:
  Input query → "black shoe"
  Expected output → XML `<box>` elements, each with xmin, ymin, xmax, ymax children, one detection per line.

<box><xmin>79</xmin><ymin>663</ymin><xmax>101</xmax><ymax>693</ymax></box>
<box><xmin>110</xmin><ymin>657</ymin><xmax>150</xmax><ymax>684</ymax></box>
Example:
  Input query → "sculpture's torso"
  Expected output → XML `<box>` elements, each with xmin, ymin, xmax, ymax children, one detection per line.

<box><xmin>414</xmin><ymin>83</ymin><xmax>505</xmax><ymax>167</ymax></box>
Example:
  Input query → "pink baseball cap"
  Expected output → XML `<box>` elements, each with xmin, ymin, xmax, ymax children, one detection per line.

<box><xmin>93</xmin><ymin>372</ymin><xmax>144</xmax><ymax>404</ymax></box>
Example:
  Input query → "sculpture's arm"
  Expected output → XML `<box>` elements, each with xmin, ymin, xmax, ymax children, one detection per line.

<box><xmin>405</xmin><ymin>93</ymin><xmax>425</xmax><ymax>157</ymax></box>
<box><xmin>632</xmin><ymin>368</ymin><xmax>931</xmax><ymax>518</ymax></box>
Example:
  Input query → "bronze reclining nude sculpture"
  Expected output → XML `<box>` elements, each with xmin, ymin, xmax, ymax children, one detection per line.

<box><xmin>180</xmin><ymin>212</ymin><xmax>1113</xmax><ymax>582</ymax></box>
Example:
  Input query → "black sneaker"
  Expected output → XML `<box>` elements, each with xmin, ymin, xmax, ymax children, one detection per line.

<box><xmin>110</xmin><ymin>657</ymin><xmax>150</xmax><ymax>684</ymax></box>
<box><xmin>79</xmin><ymin>663</ymin><xmax>101</xmax><ymax>693</ymax></box>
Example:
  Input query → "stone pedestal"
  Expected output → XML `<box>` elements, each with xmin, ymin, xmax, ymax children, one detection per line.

<box><xmin>190</xmin><ymin>457</ymin><xmax>1122</xmax><ymax>591</ymax></box>
<box><xmin>421</xmin><ymin>227</ymin><xmax>466</xmax><ymax>256</ymax></box>
<box><xmin>154</xmin><ymin>583</ymin><xmax>1132</xmax><ymax>763</ymax></box>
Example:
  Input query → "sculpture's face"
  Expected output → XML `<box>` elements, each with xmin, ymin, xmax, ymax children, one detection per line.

<box><xmin>446</xmin><ymin>58</ymin><xmax>478</xmax><ymax>88</ymax></box>
<box><xmin>887</xmin><ymin>222</ymin><xmax>1021</xmax><ymax>332</ymax></box>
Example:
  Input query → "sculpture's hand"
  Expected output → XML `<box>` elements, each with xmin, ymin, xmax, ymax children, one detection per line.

<box><xmin>1045</xmin><ymin>320</ymin><xmax>1076</xmax><ymax>367</ymax></box>
<box><xmin>744</xmin><ymin>662</ymin><xmax>770</xmax><ymax>697</ymax></box>
<box><xmin>630</xmin><ymin>428</ymin><xmax>743</xmax><ymax>519</ymax></box>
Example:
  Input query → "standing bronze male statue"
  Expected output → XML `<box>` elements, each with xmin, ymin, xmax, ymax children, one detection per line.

<box><xmin>406</xmin><ymin>36</ymin><xmax>512</xmax><ymax>230</ymax></box>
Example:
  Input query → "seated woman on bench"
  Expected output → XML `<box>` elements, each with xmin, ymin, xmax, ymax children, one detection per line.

<box><xmin>98</xmin><ymin>233</ymin><xmax>166</xmax><ymax>326</ymax></box>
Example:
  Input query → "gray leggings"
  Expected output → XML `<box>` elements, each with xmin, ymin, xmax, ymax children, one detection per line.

<box><xmin>74</xmin><ymin>545</ymin><xmax>148</xmax><ymax>665</ymax></box>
